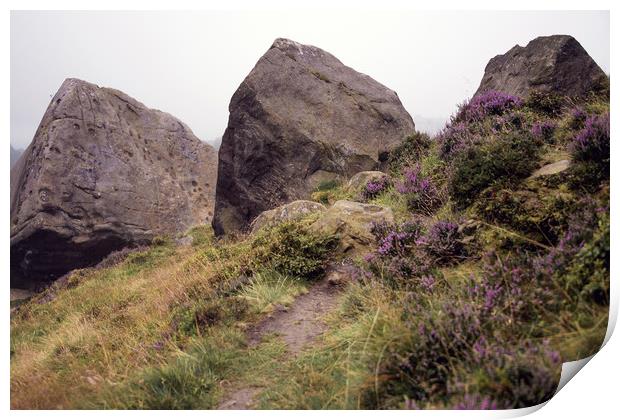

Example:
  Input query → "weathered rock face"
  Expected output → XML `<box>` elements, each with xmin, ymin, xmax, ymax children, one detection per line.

<box><xmin>213</xmin><ymin>38</ymin><xmax>415</xmax><ymax>235</ymax></box>
<box><xmin>475</xmin><ymin>35</ymin><xmax>607</xmax><ymax>98</ymax></box>
<box><xmin>250</xmin><ymin>200</ymin><xmax>326</xmax><ymax>234</ymax></box>
<box><xmin>10</xmin><ymin>78</ymin><xmax>217</xmax><ymax>288</ymax></box>
<box><xmin>309</xmin><ymin>200</ymin><xmax>394</xmax><ymax>257</ymax></box>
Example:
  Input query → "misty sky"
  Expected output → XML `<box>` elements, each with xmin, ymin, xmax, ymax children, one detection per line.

<box><xmin>10</xmin><ymin>10</ymin><xmax>609</xmax><ymax>149</ymax></box>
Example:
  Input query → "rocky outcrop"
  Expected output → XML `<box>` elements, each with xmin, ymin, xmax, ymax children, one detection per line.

<box><xmin>10</xmin><ymin>78</ymin><xmax>217</xmax><ymax>288</ymax></box>
<box><xmin>213</xmin><ymin>38</ymin><xmax>415</xmax><ymax>235</ymax></box>
<box><xmin>475</xmin><ymin>35</ymin><xmax>607</xmax><ymax>98</ymax></box>
<box><xmin>309</xmin><ymin>200</ymin><xmax>394</xmax><ymax>257</ymax></box>
<box><xmin>250</xmin><ymin>200</ymin><xmax>326</xmax><ymax>234</ymax></box>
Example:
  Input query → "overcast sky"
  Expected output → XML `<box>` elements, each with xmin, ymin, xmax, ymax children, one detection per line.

<box><xmin>10</xmin><ymin>10</ymin><xmax>609</xmax><ymax>149</ymax></box>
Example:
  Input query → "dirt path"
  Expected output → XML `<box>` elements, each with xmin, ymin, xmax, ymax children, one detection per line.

<box><xmin>217</xmin><ymin>272</ymin><xmax>345</xmax><ymax>409</ymax></box>
<box><xmin>218</xmin><ymin>387</ymin><xmax>262</xmax><ymax>410</ymax></box>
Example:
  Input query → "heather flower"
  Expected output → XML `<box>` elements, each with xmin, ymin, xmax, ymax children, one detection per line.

<box><xmin>532</xmin><ymin>197</ymin><xmax>602</xmax><ymax>282</ymax></box>
<box><xmin>455</xmin><ymin>91</ymin><xmax>523</xmax><ymax>123</ymax></box>
<box><xmin>395</xmin><ymin>165</ymin><xmax>442</xmax><ymax>214</ymax></box>
<box><xmin>366</xmin><ymin>220</ymin><xmax>432</xmax><ymax>287</ymax></box>
<box><xmin>570</xmin><ymin>113</ymin><xmax>610</xmax><ymax>163</ymax></box>
<box><xmin>404</xmin><ymin>398</ymin><xmax>420</xmax><ymax>410</ymax></box>
<box><xmin>437</xmin><ymin>122</ymin><xmax>473</xmax><ymax>158</ymax></box>
<box><xmin>467</xmin><ymin>252</ymin><xmax>555</xmax><ymax>324</ymax></box>
<box><xmin>453</xmin><ymin>394</ymin><xmax>499</xmax><ymax>410</ymax></box>
<box><xmin>546</xmin><ymin>349</ymin><xmax>561</xmax><ymax>365</ymax></box>
<box><xmin>482</xmin><ymin>283</ymin><xmax>503</xmax><ymax>312</ymax></box>
<box><xmin>491</xmin><ymin>111</ymin><xmax>526</xmax><ymax>134</ymax></box>
<box><xmin>392</xmin><ymin>280</ymin><xmax>562</xmax><ymax>409</ymax></box>
<box><xmin>378</xmin><ymin>231</ymin><xmax>414</xmax><ymax>256</ymax></box>
<box><xmin>445</xmin><ymin>337</ymin><xmax>562</xmax><ymax>409</ymax></box>
<box><xmin>569</xmin><ymin>107</ymin><xmax>587</xmax><ymax>130</ymax></box>
<box><xmin>533</xmin><ymin>200</ymin><xmax>609</xmax><ymax>306</ymax></box>
<box><xmin>417</xmin><ymin>220</ymin><xmax>464</xmax><ymax>264</ymax></box>
<box><xmin>439</xmin><ymin>95</ymin><xmax>524</xmax><ymax>160</ymax></box>
<box><xmin>363</xmin><ymin>176</ymin><xmax>390</xmax><ymax>200</ymax></box>
<box><xmin>420</xmin><ymin>275</ymin><xmax>436</xmax><ymax>292</ymax></box>
<box><xmin>349</xmin><ymin>265</ymin><xmax>374</xmax><ymax>284</ymax></box>
<box><xmin>371</xmin><ymin>220</ymin><xmax>422</xmax><ymax>257</ymax></box>
<box><xmin>531</xmin><ymin>120</ymin><xmax>556</xmax><ymax>141</ymax></box>
<box><xmin>393</xmin><ymin>300</ymin><xmax>486</xmax><ymax>402</ymax></box>
<box><xmin>395</xmin><ymin>165</ymin><xmax>424</xmax><ymax>194</ymax></box>
<box><xmin>472</xmin><ymin>336</ymin><xmax>489</xmax><ymax>362</ymax></box>
<box><xmin>469</xmin><ymin>276</ymin><xmax>503</xmax><ymax>314</ymax></box>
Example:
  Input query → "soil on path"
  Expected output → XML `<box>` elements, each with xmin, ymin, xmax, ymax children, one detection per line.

<box><xmin>217</xmin><ymin>273</ymin><xmax>345</xmax><ymax>409</ymax></box>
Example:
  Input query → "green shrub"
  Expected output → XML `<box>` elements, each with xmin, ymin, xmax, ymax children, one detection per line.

<box><xmin>186</xmin><ymin>225</ymin><xmax>214</xmax><ymax>247</ymax></box>
<box><xmin>387</xmin><ymin>132</ymin><xmax>432</xmax><ymax>173</ymax></box>
<box><xmin>475</xmin><ymin>184</ymin><xmax>577</xmax><ymax>245</ymax></box>
<box><xmin>525</xmin><ymin>91</ymin><xmax>565</xmax><ymax>117</ymax></box>
<box><xmin>566</xmin><ymin>161</ymin><xmax>608</xmax><ymax>192</ymax></box>
<box><xmin>238</xmin><ymin>270</ymin><xmax>307</xmax><ymax>313</ymax></box>
<box><xmin>311</xmin><ymin>179</ymin><xmax>350</xmax><ymax>205</ymax></box>
<box><xmin>567</xmin><ymin>113</ymin><xmax>610</xmax><ymax>191</ymax></box>
<box><xmin>448</xmin><ymin>132</ymin><xmax>540</xmax><ymax>208</ymax></box>
<box><xmin>250</xmin><ymin>219</ymin><xmax>336</xmax><ymax>278</ymax></box>
<box><xmin>373</xmin><ymin>289</ymin><xmax>561</xmax><ymax>409</ymax></box>
<box><xmin>562</xmin><ymin>213</ymin><xmax>609</xmax><ymax>306</ymax></box>
<box><xmin>114</xmin><ymin>330</ymin><xmax>247</xmax><ymax>409</ymax></box>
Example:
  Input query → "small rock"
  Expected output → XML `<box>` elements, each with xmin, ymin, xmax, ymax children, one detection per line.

<box><xmin>175</xmin><ymin>236</ymin><xmax>193</xmax><ymax>247</ymax></box>
<box><xmin>310</xmin><ymin>200</ymin><xmax>394</xmax><ymax>257</ymax></box>
<box><xmin>324</xmin><ymin>263</ymin><xmax>358</xmax><ymax>288</ymax></box>
<box><xmin>250</xmin><ymin>200</ymin><xmax>326</xmax><ymax>234</ymax></box>
<box><xmin>530</xmin><ymin>160</ymin><xmax>571</xmax><ymax>178</ymax></box>
<box><xmin>274</xmin><ymin>304</ymin><xmax>288</xmax><ymax>313</ymax></box>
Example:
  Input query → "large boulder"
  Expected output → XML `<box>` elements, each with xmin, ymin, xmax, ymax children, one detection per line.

<box><xmin>309</xmin><ymin>200</ymin><xmax>394</xmax><ymax>257</ymax></box>
<box><xmin>213</xmin><ymin>38</ymin><xmax>415</xmax><ymax>235</ymax></box>
<box><xmin>10</xmin><ymin>78</ymin><xmax>217</xmax><ymax>288</ymax></box>
<box><xmin>475</xmin><ymin>35</ymin><xmax>607</xmax><ymax>98</ymax></box>
<box><xmin>250</xmin><ymin>200</ymin><xmax>326</xmax><ymax>234</ymax></box>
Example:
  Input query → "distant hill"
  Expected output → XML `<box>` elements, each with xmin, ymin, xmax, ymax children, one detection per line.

<box><xmin>412</xmin><ymin>115</ymin><xmax>448</xmax><ymax>136</ymax></box>
<box><xmin>10</xmin><ymin>145</ymin><xmax>23</xmax><ymax>168</ymax></box>
<box><xmin>208</xmin><ymin>136</ymin><xmax>222</xmax><ymax>149</ymax></box>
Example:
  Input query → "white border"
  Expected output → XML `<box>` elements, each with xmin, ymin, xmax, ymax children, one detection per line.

<box><xmin>3</xmin><ymin>1</ymin><xmax>617</xmax><ymax>419</ymax></box>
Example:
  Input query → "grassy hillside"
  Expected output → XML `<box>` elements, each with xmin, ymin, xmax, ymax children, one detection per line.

<box><xmin>11</xmin><ymin>88</ymin><xmax>609</xmax><ymax>409</ymax></box>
